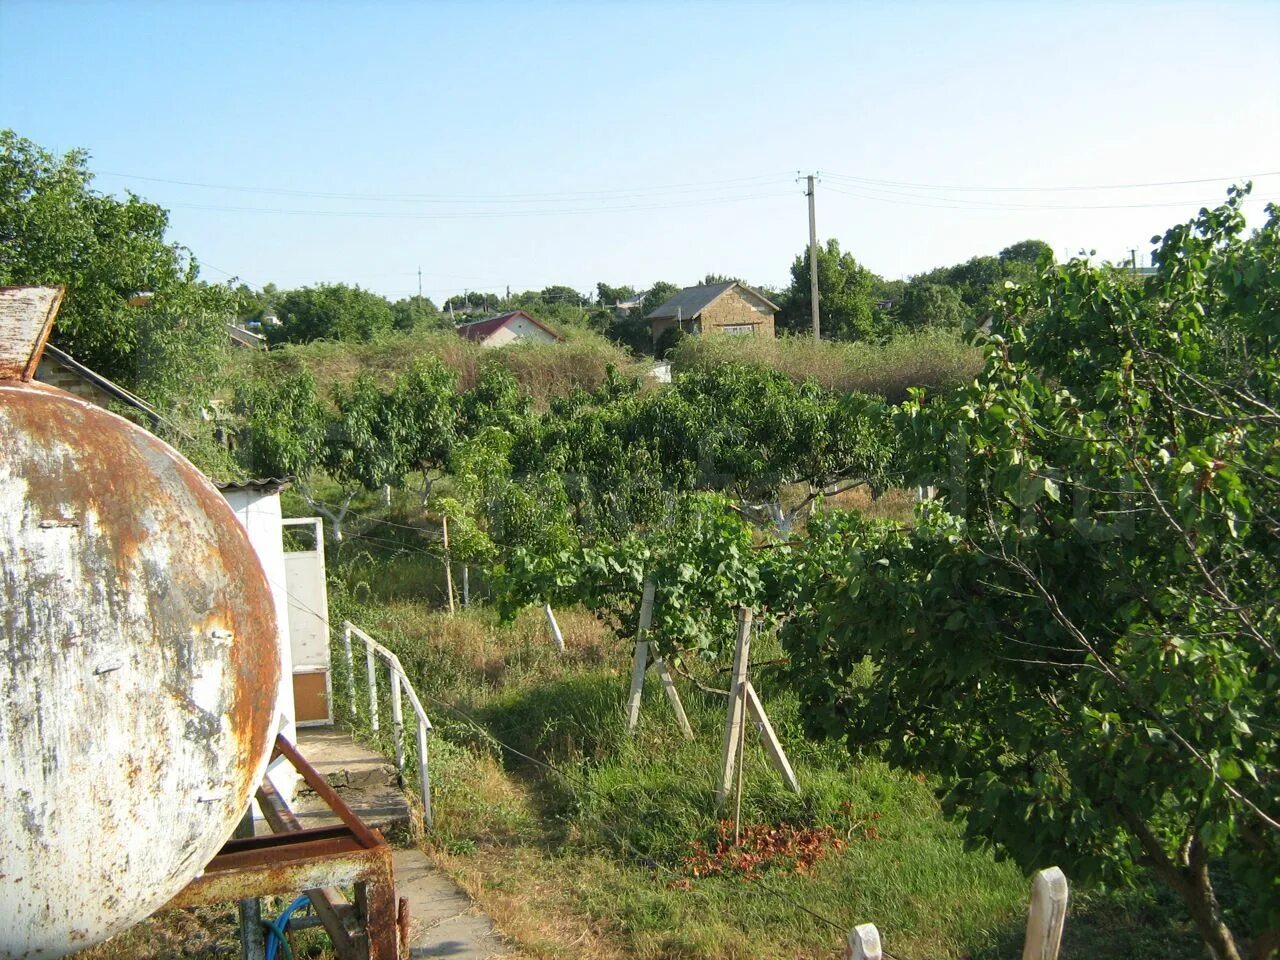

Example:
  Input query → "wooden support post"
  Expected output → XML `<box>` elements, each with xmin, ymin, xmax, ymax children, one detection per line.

<box><xmin>652</xmin><ymin>656</ymin><xmax>694</xmax><ymax>740</ymax></box>
<box><xmin>462</xmin><ymin>563</ymin><xmax>470</xmax><ymax>608</ymax></box>
<box><xmin>847</xmin><ymin>923</ymin><xmax>882</xmax><ymax>960</ymax></box>
<box><xmin>625</xmin><ymin>579</ymin><xmax>656</xmax><ymax>734</ymax></box>
<box><xmin>1022</xmin><ymin>867</ymin><xmax>1068</xmax><ymax>960</ymax></box>
<box><xmin>743</xmin><ymin>681</ymin><xmax>799</xmax><ymax>793</ymax></box>
<box><xmin>544</xmin><ymin>603</ymin><xmax>566</xmax><ymax>653</ymax></box>
<box><xmin>441</xmin><ymin>516</ymin><xmax>456</xmax><ymax>614</ymax></box>
<box><xmin>716</xmin><ymin>607</ymin><xmax>753</xmax><ymax>807</ymax></box>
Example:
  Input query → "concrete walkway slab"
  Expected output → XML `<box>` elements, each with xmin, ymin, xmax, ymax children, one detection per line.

<box><xmin>291</xmin><ymin>726</ymin><xmax>509</xmax><ymax>958</ymax></box>
<box><xmin>395</xmin><ymin>849</ymin><xmax>509</xmax><ymax>959</ymax></box>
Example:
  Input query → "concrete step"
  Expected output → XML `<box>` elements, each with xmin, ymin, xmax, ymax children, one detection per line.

<box><xmin>293</xmin><ymin>725</ymin><xmax>411</xmax><ymax>834</ymax></box>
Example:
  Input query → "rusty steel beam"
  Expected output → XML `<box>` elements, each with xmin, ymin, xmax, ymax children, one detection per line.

<box><xmin>170</xmin><ymin>735</ymin><xmax>400</xmax><ymax>960</ymax></box>
<box><xmin>257</xmin><ymin>776</ymin><xmax>365</xmax><ymax>960</ymax></box>
<box><xmin>271</xmin><ymin>735</ymin><xmax>384</xmax><ymax>849</ymax></box>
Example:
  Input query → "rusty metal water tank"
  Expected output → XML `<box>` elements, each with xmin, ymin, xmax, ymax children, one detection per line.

<box><xmin>0</xmin><ymin>287</ymin><xmax>281</xmax><ymax>958</ymax></box>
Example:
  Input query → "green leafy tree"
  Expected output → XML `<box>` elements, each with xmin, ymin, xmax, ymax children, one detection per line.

<box><xmin>234</xmin><ymin>367</ymin><xmax>328</xmax><ymax>481</ymax></box>
<box><xmin>0</xmin><ymin>129</ymin><xmax>232</xmax><ymax>409</ymax></box>
<box><xmin>780</xmin><ymin>239</ymin><xmax>880</xmax><ymax>341</ymax></box>
<box><xmin>998</xmin><ymin>238</ymin><xmax>1055</xmax><ymax>267</ymax></box>
<box><xmin>392</xmin><ymin>357</ymin><xmax>460</xmax><ymax>499</ymax></box>
<box><xmin>596</xmin><ymin>282</ymin><xmax>637</xmax><ymax>306</ymax></box>
<box><xmin>640</xmin><ymin>281</ymin><xmax>681</xmax><ymax>318</ymax></box>
<box><xmin>391</xmin><ymin>295</ymin><xmax>442</xmax><ymax>332</ymax></box>
<box><xmin>784</xmin><ymin>191</ymin><xmax>1279</xmax><ymax>959</ymax></box>
<box><xmin>897</xmin><ymin>279</ymin><xmax>967</xmax><ymax>330</ymax></box>
<box><xmin>275</xmin><ymin>283</ymin><xmax>394</xmax><ymax>343</ymax></box>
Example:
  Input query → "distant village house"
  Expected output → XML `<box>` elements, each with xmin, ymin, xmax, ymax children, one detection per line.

<box><xmin>646</xmin><ymin>281</ymin><xmax>777</xmax><ymax>344</ymax></box>
<box><xmin>456</xmin><ymin>310</ymin><xmax>564</xmax><ymax>348</ymax></box>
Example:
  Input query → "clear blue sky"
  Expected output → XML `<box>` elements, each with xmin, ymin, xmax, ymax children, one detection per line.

<box><xmin>3</xmin><ymin>0</ymin><xmax>1278</xmax><ymax>302</ymax></box>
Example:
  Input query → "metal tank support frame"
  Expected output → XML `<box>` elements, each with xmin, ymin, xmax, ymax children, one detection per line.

<box><xmin>167</xmin><ymin>735</ymin><xmax>403</xmax><ymax>960</ymax></box>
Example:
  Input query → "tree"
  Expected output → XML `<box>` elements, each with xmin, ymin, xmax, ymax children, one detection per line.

<box><xmin>0</xmin><ymin>129</ymin><xmax>233</xmax><ymax>409</ymax></box>
<box><xmin>274</xmin><ymin>283</ymin><xmax>394</xmax><ymax>343</ymax></box>
<box><xmin>998</xmin><ymin>238</ymin><xmax>1054</xmax><ymax>266</ymax></box>
<box><xmin>392</xmin><ymin>357</ymin><xmax>460</xmax><ymax>498</ymax></box>
<box><xmin>640</xmin><ymin>281</ymin><xmax>681</xmax><ymax>318</ymax></box>
<box><xmin>596</xmin><ymin>282</ymin><xmax>637</xmax><ymax>306</ymax></box>
<box><xmin>780</xmin><ymin>239</ymin><xmax>880</xmax><ymax>341</ymax></box>
<box><xmin>897</xmin><ymin>279</ymin><xmax>967</xmax><ymax>329</ymax></box>
<box><xmin>784</xmin><ymin>191</ymin><xmax>1279</xmax><ymax>959</ymax></box>
<box><xmin>391</xmin><ymin>295</ymin><xmax>443</xmax><ymax>332</ymax></box>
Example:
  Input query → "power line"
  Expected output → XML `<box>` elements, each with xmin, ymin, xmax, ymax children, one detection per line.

<box><xmin>163</xmin><ymin>190</ymin><xmax>794</xmax><ymax>221</ymax></box>
<box><xmin>96</xmin><ymin>170</ymin><xmax>793</xmax><ymax>204</ymax></box>
<box><xmin>823</xmin><ymin>169</ymin><xmax>1280</xmax><ymax>193</ymax></box>
<box><xmin>823</xmin><ymin>183</ymin><xmax>1275</xmax><ymax>213</ymax></box>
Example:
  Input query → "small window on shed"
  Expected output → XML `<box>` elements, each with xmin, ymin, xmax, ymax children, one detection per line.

<box><xmin>722</xmin><ymin>324</ymin><xmax>755</xmax><ymax>335</ymax></box>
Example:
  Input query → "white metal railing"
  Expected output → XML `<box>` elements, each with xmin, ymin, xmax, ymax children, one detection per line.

<box><xmin>341</xmin><ymin>620</ymin><xmax>433</xmax><ymax>828</ymax></box>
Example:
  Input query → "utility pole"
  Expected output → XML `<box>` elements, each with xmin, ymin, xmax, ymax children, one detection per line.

<box><xmin>1128</xmin><ymin>248</ymin><xmax>1138</xmax><ymax>271</ymax></box>
<box><xmin>417</xmin><ymin>266</ymin><xmax>422</xmax><ymax>298</ymax></box>
<box><xmin>801</xmin><ymin>173</ymin><xmax>821</xmax><ymax>340</ymax></box>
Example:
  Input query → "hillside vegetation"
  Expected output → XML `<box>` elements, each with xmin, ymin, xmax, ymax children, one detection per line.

<box><xmin>224</xmin><ymin>329</ymin><xmax>644</xmax><ymax>408</ymax></box>
<box><xmin>668</xmin><ymin>328</ymin><xmax>983</xmax><ymax>401</ymax></box>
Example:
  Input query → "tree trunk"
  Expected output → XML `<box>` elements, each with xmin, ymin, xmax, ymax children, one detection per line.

<box><xmin>1131</xmin><ymin>820</ymin><xmax>1242</xmax><ymax>960</ymax></box>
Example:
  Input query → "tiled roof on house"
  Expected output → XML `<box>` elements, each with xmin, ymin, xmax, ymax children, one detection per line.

<box><xmin>645</xmin><ymin>282</ymin><xmax>779</xmax><ymax>321</ymax></box>
<box><xmin>456</xmin><ymin>310</ymin><xmax>563</xmax><ymax>343</ymax></box>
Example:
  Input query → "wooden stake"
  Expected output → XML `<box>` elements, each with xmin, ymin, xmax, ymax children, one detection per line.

<box><xmin>442</xmin><ymin>516</ymin><xmax>455</xmax><ymax>614</ymax></box>
<box><xmin>1022</xmin><ymin>867</ymin><xmax>1068</xmax><ymax>960</ymax></box>
<box><xmin>625</xmin><ymin>579</ymin><xmax>656</xmax><ymax>734</ymax></box>
<box><xmin>543</xmin><ymin>603</ymin><xmax>566</xmax><ymax>653</ymax></box>
<box><xmin>716</xmin><ymin>607</ymin><xmax>753</xmax><ymax>806</ymax></box>
<box><xmin>848</xmin><ymin>924</ymin><xmax>882</xmax><ymax>960</ymax></box>
<box><xmin>743</xmin><ymin>681</ymin><xmax>800</xmax><ymax>793</ymax></box>
<box><xmin>652</xmin><ymin>657</ymin><xmax>694</xmax><ymax>739</ymax></box>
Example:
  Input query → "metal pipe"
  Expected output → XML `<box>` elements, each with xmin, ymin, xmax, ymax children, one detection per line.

<box><xmin>390</xmin><ymin>669</ymin><xmax>405</xmax><ymax>779</ymax></box>
<box><xmin>342</xmin><ymin>621</ymin><xmax>356</xmax><ymax>716</ymax></box>
<box><xmin>365</xmin><ymin>643</ymin><xmax>379</xmax><ymax>732</ymax></box>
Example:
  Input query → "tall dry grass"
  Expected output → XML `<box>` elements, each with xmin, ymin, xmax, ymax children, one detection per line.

<box><xmin>231</xmin><ymin>329</ymin><xmax>641</xmax><ymax>408</ymax></box>
<box><xmin>669</xmin><ymin>329</ymin><xmax>983</xmax><ymax>401</ymax></box>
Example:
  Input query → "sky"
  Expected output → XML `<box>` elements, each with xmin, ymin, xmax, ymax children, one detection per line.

<box><xmin>3</xmin><ymin>0</ymin><xmax>1279</xmax><ymax>303</ymax></box>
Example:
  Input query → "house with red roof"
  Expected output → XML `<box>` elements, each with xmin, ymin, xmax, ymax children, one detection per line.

<box><xmin>456</xmin><ymin>310</ymin><xmax>564</xmax><ymax>348</ymax></box>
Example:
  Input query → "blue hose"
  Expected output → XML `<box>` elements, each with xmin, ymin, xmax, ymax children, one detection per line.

<box><xmin>263</xmin><ymin>895</ymin><xmax>311</xmax><ymax>960</ymax></box>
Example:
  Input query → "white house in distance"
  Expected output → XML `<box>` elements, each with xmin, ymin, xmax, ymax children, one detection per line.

<box><xmin>456</xmin><ymin>310</ymin><xmax>564</xmax><ymax>348</ymax></box>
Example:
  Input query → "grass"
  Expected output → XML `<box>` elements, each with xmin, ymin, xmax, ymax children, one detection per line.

<box><xmin>669</xmin><ymin>329</ymin><xmax>984</xmax><ymax>401</ymax></box>
<box><xmin>225</xmin><ymin>327</ymin><xmax>643</xmax><ymax>409</ymax></box>
<box><xmin>328</xmin><ymin>569</ymin><xmax>1203</xmax><ymax>960</ymax></box>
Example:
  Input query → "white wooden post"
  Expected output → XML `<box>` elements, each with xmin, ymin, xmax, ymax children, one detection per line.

<box><xmin>441</xmin><ymin>516</ymin><xmax>456</xmax><ymax>614</ymax></box>
<box><xmin>625</xmin><ymin>579</ymin><xmax>656</xmax><ymax>733</ymax></box>
<box><xmin>543</xmin><ymin>604</ymin><xmax>566</xmax><ymax>653</ymax></box>
<box><xmin>462</xmin><ymin>564</ymin><xmax>470</xmax><ymax>608</ymax></box>
<box><xmin>716</xmin><ymin>607</ymin><xmax>753</xmax><ymax>806</ymax></box>
<box><xmin>652</xmin><ymin>657</ymin><xmax>694</xmax><ymax>740</ymax></box>
<box><xmin>342</xmin><ymin>621</ymin><xmax>356</xmax><ymax>716</ymax></box>
<box><xmin>743</xmin><ymin>681</ymin><xmax>799</xmax><ymax>792</ymax></box>
<box><xmin>1022</xmin><ymin>867</ymin><xmax>1068</xmax><ymax>960</ymax></box>
<box><xmin>389</xmin><ymin>668</ymin><xmax>405</xmax><ymax>778</ymax></box>
<box><xmin>365</xmin><ymin>642</ymin><xmax>379</xmax><ymax>732</ymax></box>
<box><xmin>848</xmin><ymin>923</ymin><xmax>882</xmax><ymax>960</ymax></box>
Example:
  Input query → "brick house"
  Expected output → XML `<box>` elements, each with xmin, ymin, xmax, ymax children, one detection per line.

<box><xmin>645</xmin><ymin>282</ymin><xmax>777</xmax><ymax>345</ymax></box>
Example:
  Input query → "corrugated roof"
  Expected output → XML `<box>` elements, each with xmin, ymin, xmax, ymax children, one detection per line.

<box><xmin>645</xmin><ymin>282</ymin><xmax>779</xmax><ymax>321</ymax></box>
<box><xmin>213</xmin><ymin>477</ymin><xmax>293</xmax><ymax>494</ymax></box>
<box><xmin>456</xmin><ymin>310</ymin><xmax>563</xmax><ymax>343</ymax></box>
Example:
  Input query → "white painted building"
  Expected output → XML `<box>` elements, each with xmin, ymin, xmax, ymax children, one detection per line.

<box><xmin>456</xmin><ymin>310</ymin><xmax>564</xmax><ymax>348</ymax></box>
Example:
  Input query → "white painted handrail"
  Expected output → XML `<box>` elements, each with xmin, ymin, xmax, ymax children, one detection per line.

<box><xmin>341</xmin><ymin>620</ymin><xmax>434</xmax><ymax>828</ymax></box>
